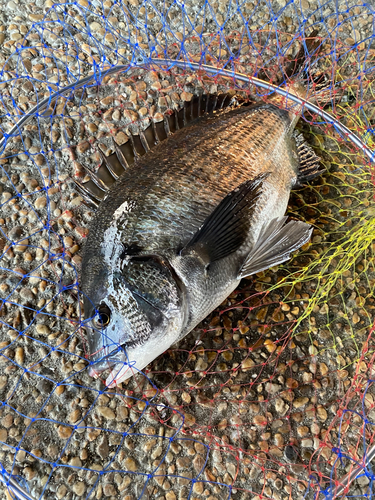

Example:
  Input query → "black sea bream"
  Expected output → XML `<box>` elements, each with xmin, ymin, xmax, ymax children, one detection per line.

<box><xmin>79</xmin><ymin>78</ymin><xmax>323</xmax><ymax>387</ymax></box>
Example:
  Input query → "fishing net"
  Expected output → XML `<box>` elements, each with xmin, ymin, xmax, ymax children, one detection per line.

<box><xmin>0</xmin><ymin>0</ymin><xmax>375</xmax><ymax>499</ymax></box>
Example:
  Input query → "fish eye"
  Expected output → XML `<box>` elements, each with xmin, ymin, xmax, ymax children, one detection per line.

<box><xmin>93</xmin><ymin>305</ymin><xmax>111</xmax><ymax>328</ymax></box>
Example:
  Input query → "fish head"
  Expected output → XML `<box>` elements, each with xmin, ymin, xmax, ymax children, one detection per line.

<box><xmin>84</xmin><ymin>254</ymin><xmax>187</xmax><ymax>387</ymax></box>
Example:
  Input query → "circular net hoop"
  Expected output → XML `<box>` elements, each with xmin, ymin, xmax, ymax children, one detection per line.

<box><xmin>0</xmin><ymin>1</ymin><xmax>375</xmax><ymax>499</ymax></box>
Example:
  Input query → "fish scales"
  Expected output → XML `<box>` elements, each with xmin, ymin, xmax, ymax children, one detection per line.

<box><xmin>81</xmin><ymin>91</ymin><xmax>323</xmax><ymax>387</ymax></box>
<box><xmin>83</xmin><ymin>104</ymin><xmax>297</xmax><ymax>275</ymax></box>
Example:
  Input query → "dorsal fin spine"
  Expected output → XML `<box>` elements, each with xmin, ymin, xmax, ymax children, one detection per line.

<box><xmin>75</xmin><ymin>93</ymin><xmax>248</xmax><ymax>207</ymax></box>
<box><xmin>98</xmin><ymin>149</ymin><xmax>120</xmax><ymax>181</ymax></box>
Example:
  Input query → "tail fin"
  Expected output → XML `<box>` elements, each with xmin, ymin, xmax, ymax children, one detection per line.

<box><xmin>284</xmin><ymin>30</ymin><xmax>337</xmax><ymax>110</ymax></box>
<box><xmin>280</xmin><ymin>30</ymin><xmax>327</xmax><ymax>186</ymax></box>
<box><xmin>284</xmin><ymin>29</ymin><xmax>321</xmax><ymax>80</ymax></box>
<box><xmin>268</xmin><ymin>30</ymin><xmax>325</xmax><ymax>129</ymax></box>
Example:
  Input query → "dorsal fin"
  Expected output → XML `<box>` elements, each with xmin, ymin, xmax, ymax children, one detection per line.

<box><xmin>72</xmin><ymin>93</ymin><xmax>250</xmax><ymax>208</ymax></box>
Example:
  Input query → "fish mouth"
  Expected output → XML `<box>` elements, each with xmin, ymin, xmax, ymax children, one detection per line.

<box><xmin>87</xmin><ymin>348</ymin><xmax>139</xmax><ymax>387</ymax></box>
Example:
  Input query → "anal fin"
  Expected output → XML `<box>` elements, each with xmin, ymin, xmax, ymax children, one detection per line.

<box><xmin>238</xmin><ymin>216</ymin><xmax>312</xmax><ymax>279</ymax></box>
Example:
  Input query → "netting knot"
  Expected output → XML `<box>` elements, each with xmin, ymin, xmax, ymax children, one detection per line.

<box><xmin>331</xmin><ymin>447</ymin><xmax>342</xmax><ymax>457</ymax></box>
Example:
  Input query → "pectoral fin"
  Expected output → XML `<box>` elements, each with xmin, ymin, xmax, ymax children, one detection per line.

<box><xmin>181</xmin><ymin>173</ymin><xmax>269</xmax><ymax>264</ymax></box>
<box><xmin>238</xmin><ymin>216</ymin><xmax>312</xmax><ymax>278</ymax></box>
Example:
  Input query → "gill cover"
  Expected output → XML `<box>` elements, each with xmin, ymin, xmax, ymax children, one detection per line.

<box><xmin>86</xmin><ymin>254</ymin><xmax>185</xmax><ymax>380</ymax></box>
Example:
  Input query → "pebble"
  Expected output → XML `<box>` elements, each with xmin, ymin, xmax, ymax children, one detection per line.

<box><xmin>69</xmin><ymin>409</ymin><xmax>81</xmax><ymax>424</ymax></box>
<box><xmin>274</xmin><ymin>433</ymin><xmax>284</xmax><ymax>447</ymax></box>
<box><xmin>180</xmin><ymin>91</ymin><xmax>193</xmax><ymax>101</ymax></box>
<box><xmin>151</xmin><ymin>445</ymin><xmax>163</xmax><ymax>459</ymax></box>
<box><xmin>309</xmin><ymin>345</ymin><xmax>318</xmax><ymax>356</ymax></box>
<box><xmin>100</xmin><ymin>96</ymin><xmax>113</xmax><ymax>107</ymax></box>
<box><xmin>10</xmin><ymin>32</ymin><xmax>22</xmax><ymax>41</ymax></box>
<box><xmin>76</xmin><ymin>141</ymin><xmax>90</xmax><ymax>154</ymax></box>
<box><xmin>274</xmin><ymin>398</ymin><xmax>288</xmax><ymax>415</ymax></box>
<box><xmin>284</xmin><ymin>445</ymin><xmax>298</xmax><ymax>462</ymax></box>
<box><xmin>69</xmin><ymin>457</ymin><xmax>82</xmax><ymax>467</ymax></box>
<box><xmin>6</xmin><ymin>1</ymin><xmax>18</xmax><ymax>9</ymax></box>
<box><xmin>87</xmin><ymin>123</ymin><xmax>97</xmax><ymax>134</ymax></box>
<box><xmin>317</xmin><ymin>406</ymin><xmax>328</xmax><ymax>422</ymax></box>
<box><xmin>153</xmin><ymin>112</ymin><xmax>164</xmax><ymax>122</ymax></box>
<box><xmin>293</xmin><ymin>397</ymin><xmax>309</xmax><ymax>408</ymax></box>
<box><xmin>353</xmin><ymin>471</ymin><xmax>369</xmax><ymax>488</ymax></box>
<box><xmin>57</xmin><ymin>425</ymin><xmax>73</xmax><ymax>439</ymax></box>
<box><xmin>54</xmin><ymin>386</ymin><xmax>65</xmax><ymax>397</ymax></box>
<box><xmin>319</xmin><ymin>363</ymin><xmax>329</xmax><ymax>376</ymax></box>
<box><xmin>297</xmin><ymin>426</ymin><xmax>309</xmax><ymax>437</ymax></box>
<box><xmin>63</xmin><ymin>236</ymin><xmax>73</xmax><ymax>248</ymax></box>
<box><xmin>0</xmin><ymin>376</ymin><xmax>7</xmax><ymax>390</ymax></box>
<box><xmin>29</xmin><ymin>13</ymin><xmax>44</xmax><ymax>21</ymax></box>
<box><xmin>23</xmin><ymin>467</ymin><xmax>36</xmax><ymax>480</ymax></box>
<box><xmin>264</xmin><ymin>339</ymin><xmax>276</xmax><ymax>353</ymax></box>
<box><xmin>286</xmin><ymin>378</ymin><xmax>298</xmax><ymax>389</ymax></box>
<box><xmin>13</xmin><ymin>239</ymin><xmax>29</xmax><ymax>253</ymax></box>
<box><xmin>98</xmin><ymin>434</ymin><xmax>109</xmax><ymax>459</ymax></box>
<box><xmin>14</xmin><ymin>347</ymin><xmax>24</xmax><ymax>365</ymax></box>
<box><xmin>112</xmin><ymin>109</ymin><xmax>121</xmax><ymax>121</ymax></box>
<box><xmin>123</xmin><ymin>457</ymin><xmax>137</xmax><ymax>472</ymax></box>
<box><xmin>193</xmin><ymin>454</ymin><xmax>205</xmax><ymax>473</ymax></box>
<box><xmin>123</xmin><ymin>109</ymin><xmax>138</xmax><ymax>122</ymax></box>
<box><xmin>138</xmin><ymin>107</ymin><xmax>148</xmax><ymax>116</ymax></box>
<box><xmin>16</xmin><ymin>450</ymin><xmax>26</xmax><ymax>462</ymax></box>
<box><xmin>184</xmin><ymin>413</ymin><xmax>196</xmax><ymax>426</ymax></box>
<box><xmin>115</xmin><ymin>131</ymin><xmax>129</xmax><ymax>145</ymax></box>
<box><xmin>36</xmin><ymin>324</ymin><xmax>50</xmax><ymax>335</ymax></box>
<box><xmin>72</xmin><ymin>482</ymin><xmax>85</xmax><ymax>496</ymax></box>
<box><xmin>274</xmin><ymin>478</ymin><xmax>283</xmax><ymax>490</ymax></box>
<box><xmin>151</xmin><ymin>81</ymin><xmax>162</xmax><ymax>91</ymax></box>
<box><xmin>266</xmin><ymin>382</ymin><xmax>281</xmax><ymax>394</ymax></box>
<box><xmin>56</xmin><ymin>485</ymin><xmax>67</xmax><ymax>499</ymax></box>
<box><xmin>103</xmin><ymin>484</ymin><xmax>117</xmax><ymax>496</ymax></box>
<box><xmin>2</xmin><ymin>192</ymin><xmax>12</xmax><ymax>202</ymax></box>
<box><xmin>130</xmin><ymin>78</ymin><xmax>144</xmax><ymax>91</ymax></box>
<box><xmin>97</xmin><ymin>406</ymin><xmax>115</xmax><ymax>419</ymax></box>
<box><xmin>241</xmin><ymin>358</ymin><xmax>255</xmax><ymax>370</ymax></box>
<box><xmin>158</xmin><ymin>96</ymin><xmax>168</xmax><ymax>107</ymax></box>
<box><xmin>71</xmin><ymin>197</ymin><xmax>83</xmax><ymax>208</ymax></box>
<box><xmin>1</xmin><ymin>415</ymin><xmax>12</xmax><ymax>428</ymax></box>
<box><xmin>35</xmin><ymin>196</ymin><xmax>47</xmax><ymax>209</ymax></box>
<box><xmin>253</xmin><ymin>415</ymin><xmax>267</xmax><ymax>427</ymax></box>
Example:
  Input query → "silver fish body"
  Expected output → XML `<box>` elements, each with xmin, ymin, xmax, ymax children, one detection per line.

<box><xmin>81</xmin><ymin>99</ymin><xmax>321</xmax><ymax>386</ymax></box>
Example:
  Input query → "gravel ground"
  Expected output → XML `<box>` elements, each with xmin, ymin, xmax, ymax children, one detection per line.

<box><xmin>0</xmin><ymin>1</ymin><xmax>375</xmax><ymax>499</ymax></box>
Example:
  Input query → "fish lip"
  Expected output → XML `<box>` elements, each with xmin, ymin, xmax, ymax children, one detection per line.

<box><xmin>88</xmin><ymin>352</ymin><xmax>138</xmax><ymax>387</ymax></box>
<box><xmin>105</xmin><ymin>361</ymin><xmax>138</xmax><ymax>387</ymax></box>
<box><xmin>87</xmin><ymin>346</ymin><xmax>126</xmax><ymax>378</ymax></box>
<box><xmin>88</xmin><ymin>364</ymin><xmax>112</xmax><ymax>379</ymax></box>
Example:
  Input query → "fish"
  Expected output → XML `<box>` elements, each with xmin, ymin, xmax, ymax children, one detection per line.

<box><xmin>79</xmin><ymin>39</ymin><xmax>324</xmax><ymax>388</ymax></box>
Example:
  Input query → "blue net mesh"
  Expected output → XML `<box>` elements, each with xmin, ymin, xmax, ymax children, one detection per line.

<box><xmin>1</xmin><ymin>1</ymin><xmax>375</xmax><ymax>499</ymax></box>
